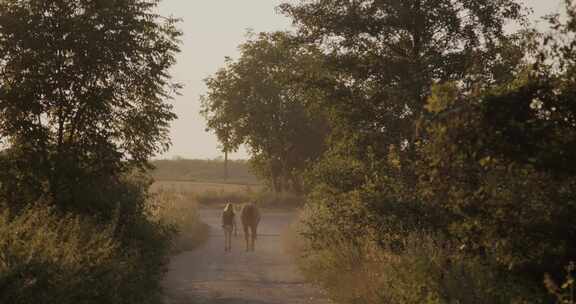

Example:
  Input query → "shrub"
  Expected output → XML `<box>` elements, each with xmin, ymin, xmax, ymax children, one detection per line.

<box><xmin>0</xmin><ymin>176</ymin><xmax>177</xmax><ymax>304</ymax></box>
<box><xmin>293</xmin><ymin>207</ymin><xmax>544</xmax><ymax>304</ymax></box>
<box><xmin>0</xmin><ymin>205</ymin><xmax>128</xmax><ymax>304</ymax></box>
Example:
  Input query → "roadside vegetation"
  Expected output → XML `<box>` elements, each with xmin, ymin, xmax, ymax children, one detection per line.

<box><xmin>0</xmin><ymin>1</ymin><xmax>185</xmax><ymax>303</ymax></box>
<box><xmin>0</xmin><ymin>176</ymin><xmax>175</xmax><ymax>304</ymax></box>
<box><xmin>203</xmin><ymin>0</ymin><xmax>576</xmax><ymax>302</ymax></box>
<box><xmin>150</xmin><ymin>189</ymin><xmax>208</xmax><ymax>253</ymax></box>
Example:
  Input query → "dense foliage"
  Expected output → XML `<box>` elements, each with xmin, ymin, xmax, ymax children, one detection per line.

<box><xmin>0</xmin><ymin>0</ymin><xmax>181</xmax><ymax>303</ymax></box>
<box><xmin>201</xmin><ymin>32</ymin><xmax>329</xmax><ymax>193</ymax></box>
<box><xmin>207</xmin><ymin>0</ymin><xmax>576</xmax><ymax>302</ymax></box>
<box><xmin>0</xmin><ymin>0</ymin><xmax>180</xmax><ymax>215</ymax></box>
<box><xmin>0</xmin><ymin>194</ymin><xmax>174</xmax><ymax>304</ymax></box>
<box><xmin>279</xmin><ymin>0</ymin><xmax>528</xmax><ymax>158</ymax></box>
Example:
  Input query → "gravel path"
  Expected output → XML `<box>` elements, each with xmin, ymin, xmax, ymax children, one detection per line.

<box><xmin>162</xmin><ymin>208</ymin><xmax>330</xmax><ymax>304</ymax></box>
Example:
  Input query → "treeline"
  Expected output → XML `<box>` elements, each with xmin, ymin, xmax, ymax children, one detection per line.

<box><xmin>150</xmin><ymin>158</ymin><xmax>260</xmax><ymax>185</ymax></box>
<box><xmin>0</xmin><ymin>1</ymin><xmax>181</xmax><ymax>303</ymax></box>
<box><xmin>202</xmin><ymin>0</ymin><xmax>576</xmax><ymax>302</ymax></box>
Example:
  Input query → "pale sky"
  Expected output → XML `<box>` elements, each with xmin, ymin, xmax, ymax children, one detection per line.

<box><xmin>155</xmin><ymin>0</ymin><xmax>563</xmax><ymax>160</ymax></box>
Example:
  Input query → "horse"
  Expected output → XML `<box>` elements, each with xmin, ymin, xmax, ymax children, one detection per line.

<box><xmin>240</xmin><ymin>203</ymin><xmax>260</xmax><ymax>252</ymax></box>
<box><xmin>221</xmin><ymin>203</ymin><xmax>237</xmax><ymax>252</ymax></box>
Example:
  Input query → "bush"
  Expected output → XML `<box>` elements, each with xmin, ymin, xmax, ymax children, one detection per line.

<box><xmin>0</xmin><ymin>205</ymin><xmax>133</xmax><ymax>304</ymax></box>
<box><xmin>291</xmin><ymin>72</ymin><xmax>576</xmax><ymax>301</ymax></box>
<box><xmin>0</xmin><ymin>175</ymin><xmax>177</xmax><ymax>304</ymax></box>
<box><xmin>293</xmin><ymin>207</ymin><xmax>544</xmax><ymax>304</ymax></box>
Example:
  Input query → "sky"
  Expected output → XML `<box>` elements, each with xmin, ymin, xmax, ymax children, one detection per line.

<box><xmin>155</xmin><ymin>1</ymin><xmax>293</xmax><ymax>160</ymax></box>
<box><xmin>155</xmin><ymin>0</ymin><xmax>564</xmax><ymax>161</ymax></box>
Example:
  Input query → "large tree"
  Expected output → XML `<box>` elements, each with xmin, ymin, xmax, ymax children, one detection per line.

<box><xmin>280</xmin><ymin>0</ymin><xmax>527</xmax><ymax>156</ymax></box>
<box><xmin>201</xmin><ymin>32</ymin><xmax>328</xmax><ymax>193</ymax></box>
<box><xmin>280</xmin><ymin>0</ymin><xmax>544</xmax><ymax>288</ymax></box>
<box><xmin>277</xmin><ymin>0</ymin><xmax>531</xmax><ymax>247</ymax></box>
<box><xmin>415</xmin><ymin>0</ymin><xmax>576</xmax><ymax>277</ymax></box>
<box><xmin>0</xmin><ymin>0</ymin><xmax>181</xmax><ymax>213</ymax></box>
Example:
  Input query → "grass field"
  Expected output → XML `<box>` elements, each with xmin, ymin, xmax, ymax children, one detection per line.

<box><xmin>150</xmin><ymin>159</ymin><xmax>260</xmax><ymax>185</ymax></box>
<box><xmin>151</xmin><ymin>180</ymin><xmax>263</xmax><ymax>194</ymax></box>
<box><xmin>150</xmin><ymin>180</ymin><xmax>264</xmax><ymax>208</ymax></box>
<box><xmin>150</xmin><ymin>180</ymin><xmax>304</xmax><ymax>208</ymax></box>
<box><xmin>148</xmin><ymin>159</ymin><xmax>269</xmax><ymax>207</ymax></box>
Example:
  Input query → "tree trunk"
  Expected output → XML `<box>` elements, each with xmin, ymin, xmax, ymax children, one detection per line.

<box><xmin>224</xmin><ymin>150</ymin><xmax>229</xmax><ymax>181</ymax></box>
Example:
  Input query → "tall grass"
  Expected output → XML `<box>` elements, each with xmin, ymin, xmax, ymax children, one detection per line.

<box><xmin>0</xmin><ymin>205</ymin><xmax>159</xmax><ymax>304</ymax></box>
<box><xmin>288</xmin><ymin>209</ymin><xmax>545</xmax><ymax>304</ymax></box>
<box><xmin>0</xmin><ymin>182</ymin><xmax>209</xmax><ymax>304</ymax></box>
<box><xmin>149</xmin><ymin>189</ymin><xmax>208</xmax><ymax>253</ymax></box>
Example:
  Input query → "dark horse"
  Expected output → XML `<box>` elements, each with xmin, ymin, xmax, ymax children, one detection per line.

<box><xmin>240</xmin><ymin>203</ymin><xmax>260</xmax><ymax>251</ymax></box>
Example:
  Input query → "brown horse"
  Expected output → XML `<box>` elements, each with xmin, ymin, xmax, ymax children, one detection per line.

<box><xmin>240</xmin><ymin>203</ymin><xmax>260</xmax><ymax>251</ymax></box>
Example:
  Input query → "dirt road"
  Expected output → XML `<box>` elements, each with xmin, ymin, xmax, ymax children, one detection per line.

<box><xmin>162</xmin><ymin>209</ymin><xmax>330</xmax><ymax>304</ymax></box>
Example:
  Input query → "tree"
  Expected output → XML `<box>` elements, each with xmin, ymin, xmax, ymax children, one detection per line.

<box><xmin>201</xmin><ymin>32</ymin><xmax>328</xmax><ymax>193</ymax></box>
<box><xmin>267</xmin><ymin>0</ymin><xmax>576</xmax><ymax>300</ymax></box>
<box><xmin>417</xmin><ymin>76</ymin><xmax>576</xmax><ymax>276</ymax></box>
<box><xmin>275</xmin><ymin>0</ymin><xmax>532</xmax><ymax>244</ymax></box>
<box><xmin>0</xmin><ymin>0</ymin><xmax>181</xmax><ymax>214</ymax></box>
<box><xmin>414</xmin><ymin>0</ymin><xmax>576</xmax><ymax>279</ymax></box>
<box><xmin>276</xmin><ymin>0</ymin><xmax>531</xmax><ymax>239</ymax></box>
<box><xmin>280</xmin><ymin>0</ymin><xmax>528</xmax><ymax>157</ymax></box>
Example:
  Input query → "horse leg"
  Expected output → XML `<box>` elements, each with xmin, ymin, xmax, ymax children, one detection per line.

<box><xmin>224</xmin><ymin>229</ymin><xmax>229</xmax><ymax>252</ymax></box>
<box><xmin>243</xmin><ymin>224</ymin><xmax>250</xmax><ymax>251</ymax></box>
<box><xmin>250</xmin><ymin>224</ymin><xmax>257</xmax><ymax>251</ymax></box>
<box><xmin>227</xmin><ymin>229</ymin><xmax>232</xmax><ymax>251</ymax></box>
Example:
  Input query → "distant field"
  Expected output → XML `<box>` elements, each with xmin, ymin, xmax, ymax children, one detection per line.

<box><xmin>150</xmin><ymin>180</ymin><xmax>263</xmax><ymax>194</ymax></box>
<box><xmin>150</xmin><ymin>180</ymin><xmax>265</xmax><ymax>207</ymax></box>
<box><xmin>148</xmin><ymin>160</ymin><xmax>303</xmax><ymax>207</ymax></box>
<box><xmin>150</xmin><ymin>159</ymin><xmax>261</xmax><ymax>185</ymax></box>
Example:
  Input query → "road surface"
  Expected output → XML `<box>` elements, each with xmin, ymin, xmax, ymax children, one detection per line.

<box><xmin>162</xmin><ymin>209</ymin><xmax>330</xmax><ymax>304</ymax></box>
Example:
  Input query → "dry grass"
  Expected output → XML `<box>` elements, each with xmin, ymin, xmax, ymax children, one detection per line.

<box><xmin>285</xmin><ymin>209</ymin><xmax>545</xmax><ymax>304</ymax></box>
<box><xmin>151</xmin><ymin>180</ymin><xmax>304</xmax><ymax>208</ymax></box>
<box><xmin>149</xmin><ymin>189</ymin><xmax>209</xmax><ymax>253</ymax></box>
<box><xmin>0</xmin><ymin>203</ymin><xmax>174</xmax><ymax>304</ymax></box>
<box><xmin>151</xmin><ymin>180</ymin><xmax>263</xmax><ymax>194</ymax></box>
<box><xmin>151</xmin><ymin>181</ymin><xmax>261</xmax><ymax>208</ymax></box>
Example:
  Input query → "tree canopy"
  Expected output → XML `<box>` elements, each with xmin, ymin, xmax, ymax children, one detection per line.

<box><xmin>201</xmin><ymin>32</ymin><xmax>329</xmax><ymax>193</ymax></box>
<box><xmin>0</xmin><ymin>0</ymin><xmax>181</xmax><ymax>213</ymax></box>
<box><xmin>280</xmin><ymin>0</ymin><xmax>528</xmax><ymax>155</ymax></box>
